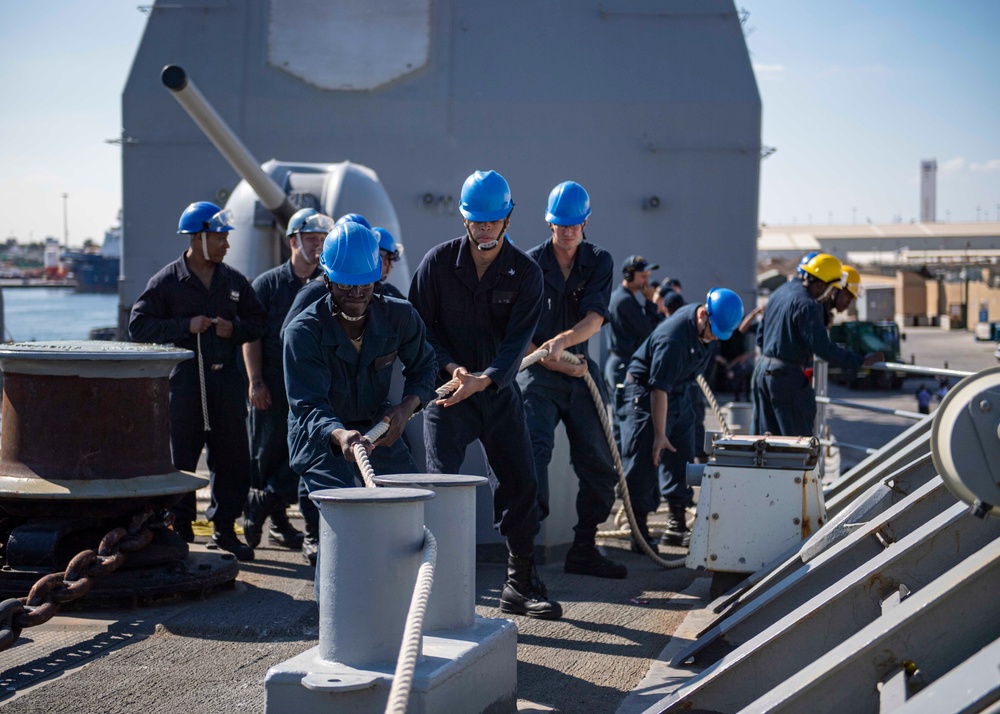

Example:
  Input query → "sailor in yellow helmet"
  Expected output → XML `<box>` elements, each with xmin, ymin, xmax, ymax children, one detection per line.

<box><xmin>834</xmin><ymin>265</ymin><xmax>863</xmax><ymax>313</ymax></box>
<box><xmin>751</xmin><ymin>253</ymin><xmax>883</xmax><ymax>436</ymax></box>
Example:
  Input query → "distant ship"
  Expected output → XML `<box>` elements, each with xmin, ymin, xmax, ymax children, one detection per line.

<box><xmin>63</xmin><ymin>224</ymin><xmax>121</xmax><ymax>294</ymax></box>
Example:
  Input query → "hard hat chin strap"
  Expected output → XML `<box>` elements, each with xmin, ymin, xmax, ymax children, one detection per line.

<box><xmin>200</xmin><ymin>232</ymin><xmax>210</xmax><ymax>262</ymax></box>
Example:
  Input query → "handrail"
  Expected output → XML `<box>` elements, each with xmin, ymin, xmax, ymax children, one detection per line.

<box><xmin>815</xmin><ymin>395</ymin><xmax>926</xmax><ymax>421</ymax></box>
<box><xmin>869</xmin><ymin>361</ymin><xmax>973</xmax><ymax>379</ymax></box>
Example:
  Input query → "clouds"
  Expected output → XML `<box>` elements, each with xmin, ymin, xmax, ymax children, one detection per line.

<box><xmin>753</xmin><ymin>63</ymin><xmax>786</xmax><ymax>78</ymax></box>
<box><xmin>939</xmin><ymin>157</ymin><xmax>1000</xmax><ymax>177</ymax></box>
<box><xmin>970</xmin><ymin>159</ymin><xmax>1000</xmax><ymax>173</ymax></box>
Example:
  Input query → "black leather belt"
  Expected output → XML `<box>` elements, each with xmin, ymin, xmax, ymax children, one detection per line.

<box><xmin>762</xmin><ymin>356</ymin><xmax>804</xmax><ymax>375</ymax></box>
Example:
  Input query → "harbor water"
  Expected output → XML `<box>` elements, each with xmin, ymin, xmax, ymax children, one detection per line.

<box><xmin>0</xmin><ymin>288</ymin><xmax>118</xmax><ymax>342</ymax></box>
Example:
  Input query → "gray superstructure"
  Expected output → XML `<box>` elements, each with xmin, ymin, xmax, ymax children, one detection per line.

<box><xmin>120</xmin><ymin>0</ymin><xmax>760</xmax><ymax>329</ymax></box>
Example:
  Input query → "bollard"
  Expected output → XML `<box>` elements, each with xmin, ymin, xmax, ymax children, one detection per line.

<box><xmin>0</xmin><ymin>340</ymin><xmax>239</xmax><ymax>601</ymax></box>
<box><xmin>310</xmin><ymin>486</ymin><xmax>434</xmax><ymax>668</ymax></box>
<box><xmin>268</xmin><ymin>485</ymin><xmax>517</xmax><ymax>714</ymax></box>
<box><xmin>373</xmin><ymin>474</ymin><xmax>487</xmax><ymax>631</ymax></box>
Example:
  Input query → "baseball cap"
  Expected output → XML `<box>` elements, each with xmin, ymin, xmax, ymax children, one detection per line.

<box><xmin>662</xmin><ymin>289</ymin><xmax>686</xmax><ymax>313</ymax></box>
<box><xmin>622</xmin><ymin>255</ymin><xmax>660</xmax><ymax>275</ymax></box>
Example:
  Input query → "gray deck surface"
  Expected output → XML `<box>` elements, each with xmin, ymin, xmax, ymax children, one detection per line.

<box><xmin>0</xmin><ymin>328</ymin><xmax>996</xmax><ymax>713</ymax></box>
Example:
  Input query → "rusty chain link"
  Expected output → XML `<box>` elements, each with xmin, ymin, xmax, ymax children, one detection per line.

<box><xmin>0</xmin><ymin>507</ymin><xmax>167</xmax><ymax>652</ymax></box>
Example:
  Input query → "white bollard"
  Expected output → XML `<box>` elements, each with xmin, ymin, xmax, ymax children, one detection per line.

<box><xmin>311</xmin><ymin>486</ymin><xmax>435</xmax><ymax>667</ymax></box>
<box><xmin>373</xmin><ymin>474</ymin><xmax>487</xmax><ymax>631</ymax></box>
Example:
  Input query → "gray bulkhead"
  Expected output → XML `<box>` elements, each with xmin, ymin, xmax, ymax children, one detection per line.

<box><xmin>120</xmin><ymin>0</ymin><xmax>760</xmax><ymax>329</ymax></box>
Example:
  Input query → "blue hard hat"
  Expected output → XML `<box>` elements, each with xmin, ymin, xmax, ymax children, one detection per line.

<box><xmin>459</xmin><ymin>170</ymin><xmax>514</xmax><ymax>222</ymax></box>
<box><xmin>287</xmin><ymin>208</ymin><xmax>335</xmax><ymax>236</ymax></box>
<box><xmin>705</xmin><ymin>288</ymin><xmax>744</xmax><ymax>341</ymax></box>
<box><xmin>372</xmin><ymin>226</ymin><xmax>403</xmax><ymax>259</ymax></box>
<box><xmin>796</xmin><ymin>251</ymin><xmax>819</xmax><ymax>278</ymax></box>
<box><xmin>334</xmin><ymin>213</ymin><xmax>372</xmax><ymax>229</ymax></box>
<box><xmin>177</xmin><ymin>202</ymin><xmax>233</xmax><ymax>234</ymax></box>
<box><xmin>545</xmin><ymin>181</ymin><xmax>592</xmax><ymax>226</ymax></box>
<box><xmin>320</xmin><ymin>222</ymin><xmax>382</xmax><ymax>285</ymax></box>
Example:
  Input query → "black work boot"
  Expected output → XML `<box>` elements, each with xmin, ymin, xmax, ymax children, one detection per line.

<box><xmin>268</xmin><ymin>506</ymin><xmax>305</xmax><ymax>549</ymax></box>
<box><xmin>243</xmin><ymin>489</ymin><xmax>272</xmax><ymax>549</ymax></box>
<box><xmin>565</xmin><ymin>532</ymin><xmax>627</xmax><ymax>579</ymax></box>
<box><xmin>630</xmin><ymin>512</ymin><xmax>659</xmax><ymax>554</ymax></box>
<box><xmin>173</xmin><ymin>517</ymin><xmax>195</xmax><ymax>544</ymax></box>
<box><xmin>212</xmin><ymin>522</ymin><xmax>255</xmax><ymax>561</ymax></box>
<box><xmin>660</xmin><ymin>505</ymin><xmax>691</xmax><ymax>547</ymax></box>
<box><xmin>500</xmin><ymin>555</ymin><xmax>563</xmax><ymax>620</ymax></box>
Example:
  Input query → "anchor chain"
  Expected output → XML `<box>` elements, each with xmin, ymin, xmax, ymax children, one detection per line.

<box><xmin>0</xmin><ymin>507</ymin><xmax>167</xmax><ymax>651</ymax></box>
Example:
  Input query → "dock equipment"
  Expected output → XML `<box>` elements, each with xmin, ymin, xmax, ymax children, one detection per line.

<box><xmin>0</xmin><ymin>341</ymin><xmax>238</xmax><ymax>609</ymax></box>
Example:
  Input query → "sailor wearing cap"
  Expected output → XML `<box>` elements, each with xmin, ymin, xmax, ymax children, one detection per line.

<box><xmin>604</xmin><ymin>255</ymin><xmax>663</xmax><ymax>451</ymax></box>
<box><xmin>517</xmin><ymin>181</ymin><xmax>626</xmax><ymax>580</ymax></box>
<box><xmin>409</xmin><ymin>170</ymin><xmax>562</xmax><ymax>620</ymax></box>
<box><xmin>621</xmin><ymin>289</ymin><xmax>744</xmax><ymax>551</ymax></box>
<box><xmin>283</xmin><ymin>221</ymin><xmax>437</xmax><ymax>496</ymax></box>
<box><xmin>129</xmin><ymin>201</ymin><xmax>267</xmax><ymax>561</ymax></box>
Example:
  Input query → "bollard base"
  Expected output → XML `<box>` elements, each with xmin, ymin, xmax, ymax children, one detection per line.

<box><xmin>265</xmin><ymin>616</ymin><xmax>518</xmax><ymax>714</ymax></box>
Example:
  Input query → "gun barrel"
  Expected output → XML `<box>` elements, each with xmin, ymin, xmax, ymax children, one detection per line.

<box><xmin>161</xmin><ymin>65</ymin><xmax>297</xmax><ymax>228</ymax></box>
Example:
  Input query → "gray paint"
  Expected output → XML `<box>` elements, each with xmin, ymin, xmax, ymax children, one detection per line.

<box><xmin>120</xmin><ymin>0</ymin><xmax>760</xmax><ymax>330</ymax></box>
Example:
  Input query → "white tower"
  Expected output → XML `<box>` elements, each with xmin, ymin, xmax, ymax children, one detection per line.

<box><xmin>920</xmin><ymin>159</ymin><xmax>937</xmax><ymax>222</ymax></box>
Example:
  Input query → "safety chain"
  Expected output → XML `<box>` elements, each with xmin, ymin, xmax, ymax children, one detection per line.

<box><xmin>0</xmin><ymin>507</ymin><xmax>165</xmax><ymax>652</ymax></box>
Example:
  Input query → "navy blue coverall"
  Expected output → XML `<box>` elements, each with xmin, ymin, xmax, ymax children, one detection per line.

<box><xmin>129</xmin><ymin>253</ymin><xmax>267</xmax><ymax>527</ymax></box>
<box><xmin>604</xmin><ymin>285</ymin><xmax>662</xmax><ymax>449</ymax></box>
<box><xmin>248</xmin><ymin>261</ymin><xmax>321</xmax><ymax>504</ymax></box>
<box><xmin>517</xmin><ymin>239</ymin><xmax>617</xmax><ymax>535</ymax></box>
<box><xmin>620</xmin><ymin>304</ymin><xmax>712</xmax><ymax>515</ymax></box>
<box><xmin>284</xmin><ymin>293</ymin><xmax>437</xmax><ymax>491</ymax></box>
<box><xmin>751</xmin><ymin>279</ymin><xmax>864</xmax><ymax>437</ymax></box>
<box><xmin>408</xmin><ymin>236</ymin><xmax>544</xmax><ymax>555</ymax></box>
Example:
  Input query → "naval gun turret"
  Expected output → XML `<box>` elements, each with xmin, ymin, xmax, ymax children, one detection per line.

<box><xmin>160</xmin><ymin>65</ymin><xmax>406</xmax><ymax>285</ymax></box>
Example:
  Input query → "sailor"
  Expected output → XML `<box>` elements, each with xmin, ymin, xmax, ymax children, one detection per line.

<box><xmin>373</xmin><ymin>226</ymin><xmax>406</xmax><ymax>300</ymax></box>
<box><xmin>621</xmin><ymin>288</ymin><xmax>744</xmax><ymax>550</ymax></box>
<box><xmin>751</xmin><ymin>253</ymin><xmax>883</xmax><ymax>437</ymax></box>
<box><xmin>518</xmin><ymin>181</ymin><xmax>626</xmax><ymax>579</ymax></box>
<box><xmin>604</xmin><ymin>255</ymin><xmax>662</xmax><ymax>452</ymax></box>
<box><xmin>129</xmin><ymin>201</ymin><xmax>267</xmax><ymax>561</ymax></box>
<box><xmin>281</xmin><ymin>213</ymin><xmax>375</xmax><ymax>330</ymax></box>
<box><xmin>283</xmin><ymin>221</ymin><xmax>437</xmax><ymax>504</ymax></box>
<box><xmin>408</xmin><ymin>170</ymin><xmax>562</xmax><ymax>620</ymax></box>
<box><xmin>834</xmin><ymin>265</ymin><xmax>862</xmax><ymax>313</ymax></box>
<box><xmin>242</xmin><ymin>208</ymin><xmax>331</xmax><ymax>563</ymax></box>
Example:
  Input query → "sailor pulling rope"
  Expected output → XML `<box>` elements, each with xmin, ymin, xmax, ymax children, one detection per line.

<box><xmin>351</xmin><ymin>345</ymin><xmax>738</xmax><ymax>570</ymax></box>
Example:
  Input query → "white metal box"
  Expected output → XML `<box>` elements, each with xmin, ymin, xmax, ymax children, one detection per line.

<box><xmin>687</xmin><ymin>436</ymin><xmax>824</xmax><ymax>573</ymax></box>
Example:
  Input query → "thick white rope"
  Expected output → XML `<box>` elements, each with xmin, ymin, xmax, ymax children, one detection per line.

<box><xmin>353</xmin><ymin>346</ymin><xmax>701</xmax><ymax>575</ymax></box>
<box><xmin>349</xmin><ymin>345</ymin><xmax>722</xmax><ymax>710</ymax></box>
<box><xmin>384</xmin><ymin>527</ymin><xmax>437</xmax><ymax>714</ymax></box>
<box><xmin>549</xmin><ymin>350</ymin><xmax>686</xmax><ymax>569</ymax></box>
<box><xmin>196</xmin><ymin>332</ymin><xmax>211</xmax><ymax>431</ymax></box>
<box><xmin>696</xmin><ymin>372</ymin><xmax>732</xmax><ymax>439</ymax></box>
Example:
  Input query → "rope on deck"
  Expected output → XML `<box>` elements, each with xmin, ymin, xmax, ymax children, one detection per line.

<box><xmin>384</xmin><ymin>526</ymin><xmax>437</xmax><ymax>714</ymax></box>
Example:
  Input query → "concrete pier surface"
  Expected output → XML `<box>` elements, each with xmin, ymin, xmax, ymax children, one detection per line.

<box><xmin>0</xmin><ymin>327</ymin><xmax>995</xmax><ymax>713</ymax></box>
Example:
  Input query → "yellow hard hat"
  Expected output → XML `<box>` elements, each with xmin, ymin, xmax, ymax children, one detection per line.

<box><xmin>841</xmin><ymin>265</ymin><xmax>863</xmax><ymax>298</ymax></box>
<box><xmin>801</xmin><ymin>253</ymin><xmax>843</xmax><ymax>284</ymax></box>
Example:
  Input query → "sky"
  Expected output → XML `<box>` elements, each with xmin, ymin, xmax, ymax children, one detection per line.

<box><xmin>0</xmin><ymin>1</ymin><xmax>998</xmax><ymax>246</ymax></box>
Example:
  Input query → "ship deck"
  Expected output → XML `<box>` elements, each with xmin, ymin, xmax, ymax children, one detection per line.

<box><xmin>0</xmin><ymin>327</ymin><xmax>996</xmax><ymax>713</ymax></box>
